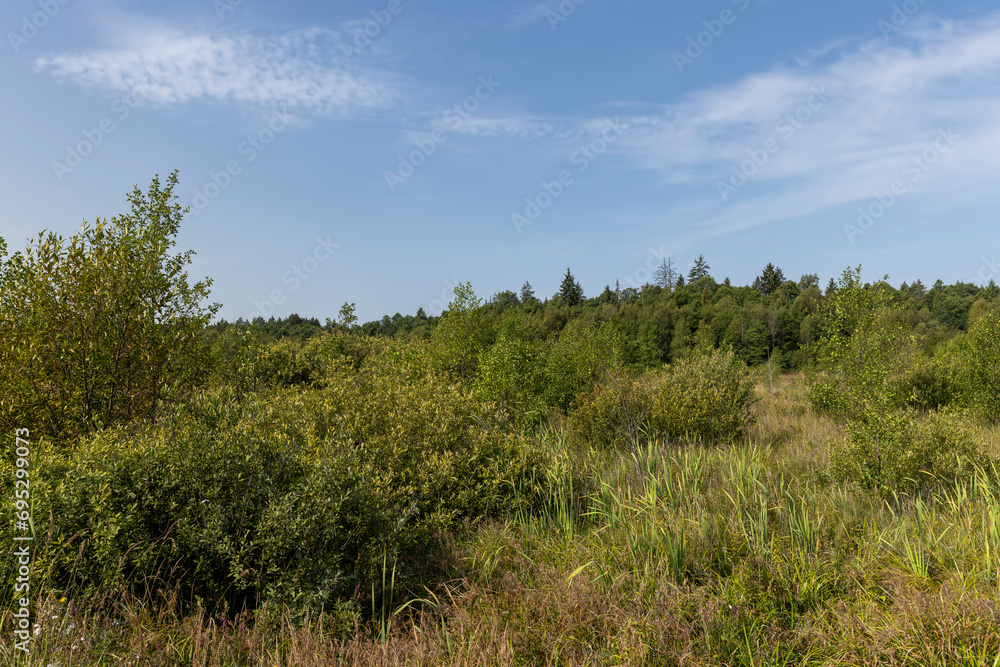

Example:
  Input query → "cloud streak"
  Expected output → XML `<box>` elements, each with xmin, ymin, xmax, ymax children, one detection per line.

<box><xmin>612</xmin><ymin>14</ymin><xmax>1000</xmax><ymax>236</ymax></box>
<box><xmin>35</xmin><ymin>25</ymin><xmax>400</xmax><ymax>116</ymax></box>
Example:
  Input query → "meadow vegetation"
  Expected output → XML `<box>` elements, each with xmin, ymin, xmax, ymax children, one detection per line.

<box><xmin>2</xmin><ymin>176</ymin><xmax>1000</xmax><ymax>665</ymax></box>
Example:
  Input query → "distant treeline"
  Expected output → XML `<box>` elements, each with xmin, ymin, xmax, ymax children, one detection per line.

<box><xmin>208</xmin><ymin>262</ymin><xmax>1000</xmax><ymax>370</ymax></box>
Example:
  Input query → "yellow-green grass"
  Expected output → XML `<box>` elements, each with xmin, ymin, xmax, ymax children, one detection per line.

<box><xmin>4</xmin><ymin>374</ymin><xmax>1000</xmax><ymax>666</ymax></box>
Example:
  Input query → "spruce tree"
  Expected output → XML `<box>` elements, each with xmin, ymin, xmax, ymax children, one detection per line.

<box><xmin>559</xmin><ymin>268</ymin><xmax>584</xmax><ymax>306</ymax></box>
<box><xmin>753</xmin><ymin>263</ymin><xmax>786</xmax><ymax>296</ymax></box>
<box><xmin>688</xmin><ymin>254</ymin><xmax>710</xmax><ymax>282</ymax></box>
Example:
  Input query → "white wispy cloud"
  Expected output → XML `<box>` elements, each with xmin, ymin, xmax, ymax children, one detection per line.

<box><xmin>433</xmin><ymin>116</ymin><xmax>557</xmax><ymax>139</ymax></box>
<box><xmin>612</xmin><ymin>14</ymin><xmax>1000</xmax><ymax>235</ymax></box>
<box><xmin>35</xmin><ymin>25</ymin><xmax>400</xmax><ymax>116</ymax></box>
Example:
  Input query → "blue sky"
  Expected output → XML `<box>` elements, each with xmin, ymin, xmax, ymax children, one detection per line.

<box><xmin>2</xmin><ymin>0</ymin><xmax>999</xmax><ymax>323</ymax></box>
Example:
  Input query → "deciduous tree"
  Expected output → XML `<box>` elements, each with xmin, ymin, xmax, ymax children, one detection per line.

<box><xmin>0</xmin><ymin>172</ymin><xmax>219</xmax><ymax>441</ymax></box>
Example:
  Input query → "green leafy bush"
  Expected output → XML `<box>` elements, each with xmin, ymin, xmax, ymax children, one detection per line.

<box><xmin>567</xmin><ymin>371</ymin><xmax>656</xmax><ymax>450</ymax></box>
<box><xmin>831</xmin><ymin>409</ymin><xmax>991</xmax><ymax>493</ymax></box>
<box><xmin>19</xmin><ymin>346</ymin><xmax>547</xmax><ymax>621</ymax></box>
<box><xmin>475</xmin><ymin>312</ymin><xmax>546</xmax><ymax>417</ymax></box>
<box><xmin>890</xmin><ymin>355</ymin><xmax>957</xmax><ymax>411</ymax></box>
<box><xmin>807</xmin><ymin>370</ymin><xmax>851</xmax><ymax>418</ymax></box>
<box><xmin>811</xmin><ymin>268</ymin><xmax>915</xmax><ymax>485</ymax></box>
<box><xmin>207</xmin><ymin>329</ymin><xmax>387</xmax><ymax>394</ymax></box>
<box><xmin>430</xmin><ymin>283</ymin><xmax>494</xmax><ymax>380</ymax></box>
<box><xmin>543</xmin><ymin>321</ymin><xmax>625</xmax><ymax>411</ymax></box>
<box><xmin>0</xmin><ymin>173</ymin><xmax>218</xmax><ymax>442</ymax></box>
<box><xmin>650</xmin><ymin>347</ymin><xmax>758</xmax><ymax>442</ymax></box>
<box><xmin>956</xmin><ymin>311</ymin><xmax>1000</xmax><ymax>421</ymax></box>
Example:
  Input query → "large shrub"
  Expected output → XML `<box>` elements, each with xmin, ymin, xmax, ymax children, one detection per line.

<box><xmin>810</xmin><ymin>267</ymin><xmax>914</xmax><ymax>485</ymax></box>
<box><xmin>650</xmin><ymin>347</ymin><xmax>758</xmax><ymax>442</ymax></box>
<box><xmin>567</xmin><ymin>368</ymin><xmax>656</xmax><ymax>450</ymax></box>
<box><xmin>956</xmin><ymin>311</ymin><xmax>1000</xmax><ymax>422</ymax></box>
<box><xmin>475</xmin><ymin>312</ymin><xmax>547</xmax><ymax>417</ymax></box>
<box><xmin>15</xmin><ymin>348</ymin><xmax>546</xmax><ymax>621</ymax></box>
<box><xmin>543</xmin><ymin>321</ymin><xmax>625</xmax><ymax>411</ymax></box>
<box><xmin>889</xmin><ymin>354</ymin><xmax>958</xmax><ymax>411</ymax></box>
<box><xmin>0</xmin><ymin>173</ymin><xmax>218</xmax><ymax>442</ymax></box>
<box><xmin>831</xmin><ymin>409</ymin><xmax>991</xmax><ymax>493</ymax></box>
<box><xmin>207</xmin><ymin>328</ymin><xmax>384</xmax><ymax>394</ymax></box>
<box><xmin>430</xmin><ymin>282</ymin><xmax>494</xmax><ymax>380</ymax></box>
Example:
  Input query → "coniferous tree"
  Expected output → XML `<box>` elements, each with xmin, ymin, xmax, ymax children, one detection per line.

<box><xmin>559</xmin><ymin>268</ymin><xmax>584</xmax><ymax>306</ymax></box>
<box><xmin>599</xmin><ymin>285</ymin><xmax>616</xmax><ymax>304</ymax></box>
<box><xmin>520</xmin><ymin>281</ymin><xmax>536</xmax><ymax>303</ymax></box>
<box><xmin>688</xmin><ymin>254</ymin><xmax>710</xmax><ymax>282</ymax></box>
<box><xmin>753</xmin><ymin>263</ymin><xmax>786</xmax><ymax>296</ymax></box>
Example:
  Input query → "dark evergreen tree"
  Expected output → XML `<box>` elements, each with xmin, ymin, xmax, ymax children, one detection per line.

<box><xmin>688</xmin><ymin>254</ymin><xmax>711</xmax><ymax>282</ymax></box>
<box><xmin>559</xmin><ymin>268</ymin><xmax>584</xmax><ymax>306</ymax></box>
<box><xmin>594</xmin><ymin>285</ymin><xmax>614</xmax><ymax>304</ymax></box>
<box><xmin>753</xmin><ymin>263</ymin><xmax>786</xmax><ymax>296</ymax></box>
<box><xmin>825</xmin><ymin>277</ymin><xmax>837</xmax><ymax>296</ymax></box>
